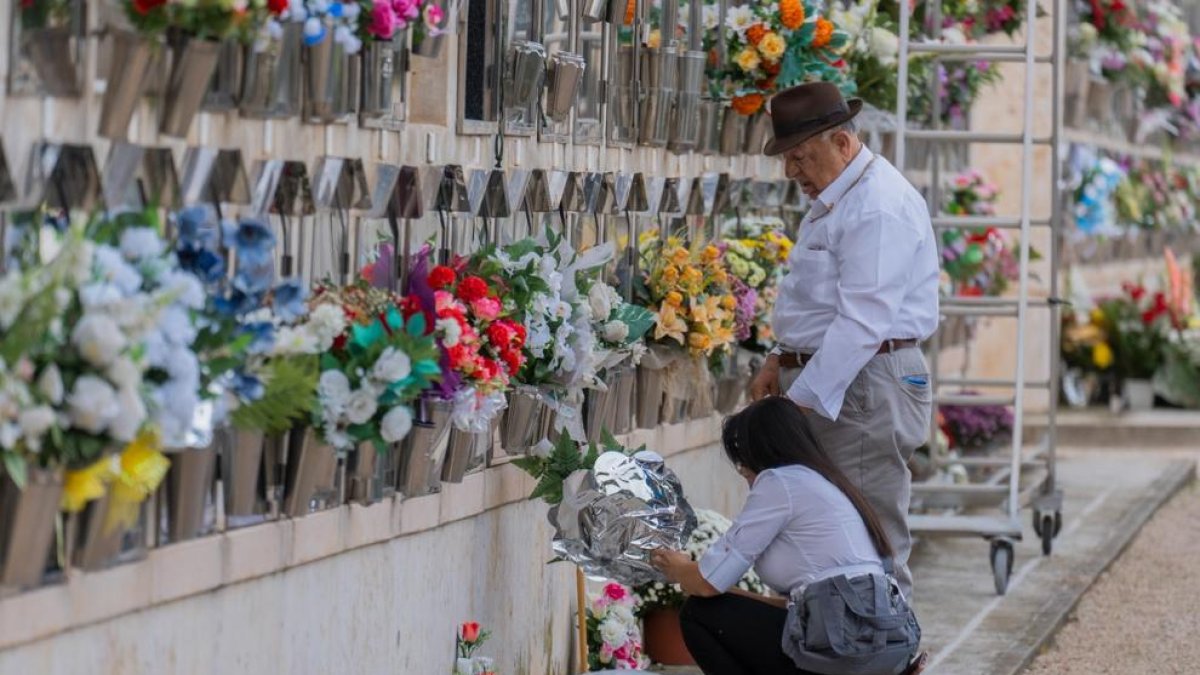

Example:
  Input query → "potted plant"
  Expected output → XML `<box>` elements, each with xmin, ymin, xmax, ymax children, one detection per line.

<box><xmin>403</xmin><ymin>248</ymin><xmax>523</xmax><ymax>483</ymax></box>
<box><xmin>719</xmin><ymin>0</ymin><xmax>853</xmax><ymax>153</ymax></box>
<box><xmin>633</xmin><ymin>231</ymin><xmax>738</xmax><ymax>425</ymax></box>
<box><xmin>305</xmin><ymin>281</ymin><xmax>441</xmax><ymax>506</ymax></box>
<box><xmin>1097</xmin><ymin>282</ymin><xmax>1173</xmax><ymax>411</ymax></box>
<box><xmin>0</xmin><ymin>211</ymin><xmax>210</xmax><ymax>579</ymax></box>
<box><xmin>586</xmin><ymin>582</ymin><xmax>650</xmax><ymax>671</ymax></box>
<box><xmin>470</xmin><ymin>233</ymin><xmax>596</xmax><ymax>454</ymax></box>
<box><xmin>631</xmin><ymin>508</ymin><xmax>767</xmax><ymax>665</ymax></box>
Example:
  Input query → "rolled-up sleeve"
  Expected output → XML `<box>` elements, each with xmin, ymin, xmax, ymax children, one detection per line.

<box><xmin>787</xmin><ymin>209</ymin><xmax>922</xmax><ymax>419</ymax></box>
<box><xmin>698</xmin><ymin>472</ymin><xmax>793</xmax><ymax>592</ymax></box>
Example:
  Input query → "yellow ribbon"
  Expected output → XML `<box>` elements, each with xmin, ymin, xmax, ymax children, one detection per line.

<box><xmin>60</xmin><ymin>431</ymin><xmax>171</xmax><ymax>524</ymax></box>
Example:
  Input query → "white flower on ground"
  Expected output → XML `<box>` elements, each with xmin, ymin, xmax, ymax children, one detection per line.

<box><xmin>344</xmin><ymin>388</ymin><xmax>378</xmax><ymax>425</ymax></box>
<box><xmin>380</xmin><ymin>406</ymin><xmax>413</xmax><ymax>443</ymax></box>
<box><xmin>67</xmin><ymin>375</ymin><xmax>119</xmax><ymax>434</ymax></box>
<box><xmin>119</xmin><ymin>227</ymin><xmax>165</xmax><ymax>261</ymax></box>
<box><xmin>373</xmin><ymin>347</ymin><xmax>413</xmax><ymax>383</ymax></box>
<box><xmin>72</xmin><ymin>313</ymin><xmax>127</xmax><ymax>368</ymax></box>
<box><xmin>36</xmin><ymin>364</ymin><xmax>64</xmax><ymax>405</ymax></box>
<box><xmin>108</xmin><ymin>386</ymin><xmax>147</xmax><ymax>442</ymax></box>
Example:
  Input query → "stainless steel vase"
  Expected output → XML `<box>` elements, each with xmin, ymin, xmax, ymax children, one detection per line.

<box><xmin>159</xmin><ymin>35</ymin><xmax>223</xmax><ymax>137</ymax></box>
<box><xmin>240</xmin><ymin>22</ymin><xmax>303</xmax><ymax>119</ymax></box>
<box><xmin>0</xmin><ymin>468</ymin><xmax>63</xmax><ymax>589</ymax></box>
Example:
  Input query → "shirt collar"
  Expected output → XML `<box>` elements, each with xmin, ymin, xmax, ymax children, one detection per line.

<box><xmin>815</xmin><ymin>146</ymin><xmax>874</xmax><ymax>211</ymax></box>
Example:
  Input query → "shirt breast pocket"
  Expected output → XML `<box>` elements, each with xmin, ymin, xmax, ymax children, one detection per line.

<box><xmin>790</xmin><ymin>248</ymin><xmax>837</xmax><ymax>304</ymax></box>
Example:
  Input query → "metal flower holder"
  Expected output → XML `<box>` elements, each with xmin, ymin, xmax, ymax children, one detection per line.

<box><xmin>669</xmin><ymin>51</ymin><xmax>706</xmax><ymax>153</ymax></box>
<box><xmin>545</xmin><ymin>51</ymin><xmax>586</xmax><ymax>123</ymax></box>
<box><xmin>442</xmin><ymin>417</ymin><xmax>498</xmax><ymax>484</ymax></box>
<box><xmin>18</xmin><ymin>0</ymin><xmax>87</xmax><ymax>97</ymax></box>
<box><xmin>585</xmin><ymin>364</ymin><xmax>637</xmax><ymax>439</ymax></box>
<box><xmin>639</xmin><ymin>48</ymin><xmax>677</xmax><ymax>147</ymax></box>
<box><xmin>360</xmin><ymin>36</ymin><xmax>406</xmax><ymax>127</ymax></box>
<box><xmin>0</xmin><ymin>468</ymin><xmax>63</xmax><ymax>589</ymax></box>
<box><xmin>744</xmin><ymin>112</ymin><xmax>771</xmax><ymax>154</ymax></box>
<box><xmin>581</xmin><ymin>0</ymin><xmax>632</xmax><ymax>22</ymax></box>
<box><xmin>69</xmin><ymin>492</ymin><xmax>149</xmax><ymax>571</ymax></box>
<box><xmin>220</xmin><ymin>427</ymin><xmax>270</xmax><ymax>519</ymax></box>
<box><xmin>159</xmin><ymin>32</ymin><xmax>223</xmax><ymax>137</ymax></box>
<box><xmin>609</xmin><ymin>45</ymin><xmax>638</xmax><ymax>144</ymax></box>
<box><xmin>347</xmin><ymin>441</ymin><xmax>396</xmax><ymax>505</ymax></box>
<box><xmin>241</xmin><ymin>21</ymin><xmax>304</xmax><ymax>119</ymax></box>
<box><xmin>98</xmin><ymin>29</ymin><xmax>161</xmax><ymax>139</ymax></box>
<box><xmin>397</xmin><ymin>397</ymin><xmax>454</xmax><ymax>497</ymax></box>
<box><xmin>160</xmin><ymin>443</ymin><xmax>218</xmax><ymax>543</ymax></box>
<box><xmin>720</xmin><ymin>107</ymin><xmax>749</xmax><ymax>155</ymax></box>
<box><xmin>501</xmin><ymin>385</ymin><xmax>557</xmax><ymax>455</ymax></box>
<box><xmin>304</xmin><ymin>22</ymin><xmax>360</xmax><ymax>123</ymax></box>
<box><xmin>282</xmin><ymin>427</ymin><xmax>339</xmax><ymax>518</ymax></box>
<box><xmin>102</xmin><ymin>142</ymin><xmax>181</xmax><ymax>210</ymax></box>
<box><xmin>201</xmin><ymin>39</ymin><xmax>243</xmax><ymax>112</ymax></box>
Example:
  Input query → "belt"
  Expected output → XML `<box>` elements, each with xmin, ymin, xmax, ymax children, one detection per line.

<box><xmin>778</xmin><ymin>339</ymin><xmax>919</xmax><ymax>369</ymax></box>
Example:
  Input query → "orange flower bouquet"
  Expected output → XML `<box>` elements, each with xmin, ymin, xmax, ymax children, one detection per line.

<box><xmin>722</xmin><ymin>0</ymin><xmax>855</xmax><ymax>114</ymax></box>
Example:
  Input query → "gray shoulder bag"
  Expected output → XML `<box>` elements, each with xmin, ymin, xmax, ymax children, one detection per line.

<box><xmin>781</xmin><ymin>558</ymin><xmax>921</xmax><ymax>675</ymax></box>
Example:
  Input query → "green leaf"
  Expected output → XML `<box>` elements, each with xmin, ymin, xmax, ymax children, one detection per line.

<box><xmin>612</xmin><ymin>304</ymin><xmax>655</xmax><ymax>343</ymax></box>
<box><xmin>407</xmin><ymin>312</ymin><xmax>426</xmax><ymax>337</ymax></box>
<box><xmin>2</xmin><ymin>453</ymin><xmax>28</xmax><ymax>489</ymax></box>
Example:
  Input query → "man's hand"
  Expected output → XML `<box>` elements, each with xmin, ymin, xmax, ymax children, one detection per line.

<box><xmin>750</xmin><ymin>354</ymin><xmax>781</xmax><ymax>401</ymax></box>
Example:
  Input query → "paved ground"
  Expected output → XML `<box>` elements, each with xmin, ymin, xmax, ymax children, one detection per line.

<box><xmin>1024</xmin><ymin>478</ymin><xmax>1200</xmax><ymax>674</ymax></box>
<box><xmin>915</xmin><ymin>449</ymin><xmax>1194</xmax><ymax>675</ymax></box>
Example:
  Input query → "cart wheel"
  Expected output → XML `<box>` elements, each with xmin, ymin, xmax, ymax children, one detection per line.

<box><xmin>1032</xmin><ymin>511</ymin><xmax>1043</xmax><ymax>537</ymax></box>
<box><xmin>1040</xmin><ymin>515</ymin><xmax>1055</xmax><ymax>556</ymax></box>
<box><xmin>991</xmin><ymin>540</ymin><xmax>1014</xmax><ymax>596</ymax></box>
<box><xmin>1053</xmin><ymin>511</ymin><xmax>1062</xmax><ymax>536</ymax></box>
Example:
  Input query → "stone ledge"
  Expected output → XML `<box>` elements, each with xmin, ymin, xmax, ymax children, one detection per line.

<box><xmin>1025</xmin><ymin>409</ymin><xmax>1200</xmax><ymax>448</ymax></box>
<box><xmin>0</xmin><ymin>420</ymin><xmax>723</xmax><ymax>651</ymax></box>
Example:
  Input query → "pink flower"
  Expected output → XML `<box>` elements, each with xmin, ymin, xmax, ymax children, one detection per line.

<box><xmin>614</xmin><ymin>645</ymin><xmax>630</xmax><ymax>662</ymax></box>
<box><xmin>434</xmin><ymin>290</ymin><xmax>456</xmax><ymax>312</ymax></box>
<box><xmin>424</xmin><ymin>2</ymin><xmax>444</xmax><ymax>28</ymax></box>
<box><xmin>471</xmin><ymin>297</ymin><xmax>502</xmax><ymax>321</ymax></box>
<box><xmin>392</xmin><ymin>0</ymin><xmax>420</xmax><ymax>24</ymax></box>
<box><xmin>599</xmin><ymin>644</ymin><xmax>614</xmax><ymax>662</ymax></box>
<box><xmin>368</xmin><ymin>0</ymin><xmax>398</xmax><ymax>39</ymax></box>
<box><xmin>603</xmin><ymin>583</ymin><xmax>629</xmax><ymax>602</ymax></box>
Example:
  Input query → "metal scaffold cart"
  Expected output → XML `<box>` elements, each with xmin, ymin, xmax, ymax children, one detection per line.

<box><xmin>895</xmin><ymin>0</ymin><xmax>1066</xmax><ymax>595</ymax></box>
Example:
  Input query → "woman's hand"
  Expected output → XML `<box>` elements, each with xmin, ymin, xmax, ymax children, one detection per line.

<box><xmin>650</xmin><ymin>549</ymin><xmax>720</xmax><ymax>598</ymax></box>
<box><xmin>649</xmin><ymin>548</ymin><xmax>692</xmax><ymax>584</ymax></box>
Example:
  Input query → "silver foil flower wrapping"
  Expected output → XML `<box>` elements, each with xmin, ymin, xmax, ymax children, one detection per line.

<box><xmin>549</xmin><ymin>450</ymin><xmax>697</xmax><ymax>585</ymax></box>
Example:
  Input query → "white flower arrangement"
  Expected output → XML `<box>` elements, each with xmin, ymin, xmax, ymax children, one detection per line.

<box><xmin>633</xmin><ymin>507</ymin><xmax>767</xmax><ymax>614</ymax></box>
<box><xmin>0</xmin><ymin>218</ymin><xmax>204</xmax><ymax>486</ymax></box>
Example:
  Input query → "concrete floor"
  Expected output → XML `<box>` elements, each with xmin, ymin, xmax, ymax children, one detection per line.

<box><xmin>913</xmin><ymin>449</ymin><xmax>1194</xmax><ymax>675</ymax></box>
<box><xmin>652</xmin><ymin>448</ymin><xmax>1196</xmax><ymax>675</ymax></box>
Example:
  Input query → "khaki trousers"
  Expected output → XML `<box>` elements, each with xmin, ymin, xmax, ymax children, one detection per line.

<box><xmin>779</xmin><ymin>348</ymin><xmax>932</xmax><ymax>598</ymax></box>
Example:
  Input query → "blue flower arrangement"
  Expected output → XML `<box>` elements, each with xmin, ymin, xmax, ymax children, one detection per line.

<box><xmin>173</xmin><ymin>206</ymin><xmax>308</xmax><ymax>404</ymax></box>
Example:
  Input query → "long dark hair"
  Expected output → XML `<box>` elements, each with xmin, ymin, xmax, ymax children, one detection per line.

<box><xmin>721</xmin><ymin>396</ymin><xmax>894</xmax><ymax>559</ymax></box>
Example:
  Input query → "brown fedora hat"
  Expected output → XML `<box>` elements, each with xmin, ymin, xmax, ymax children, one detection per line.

<box><xmin>762</xmin><ymin>82</ymin><xmax>863</xmax><ymax>157</ymax></box>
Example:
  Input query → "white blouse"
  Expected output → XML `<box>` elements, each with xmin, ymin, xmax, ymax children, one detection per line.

<box><xmin>698</xmin><ymin>464</ymin><xmax>884</xmax><ymax>596</ymax></box>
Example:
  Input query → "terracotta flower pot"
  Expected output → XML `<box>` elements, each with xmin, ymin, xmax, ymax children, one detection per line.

<box><xmin>642</xmin><ymin>607</ymin><xmax>695</xmax><ymax>666</ymax></box>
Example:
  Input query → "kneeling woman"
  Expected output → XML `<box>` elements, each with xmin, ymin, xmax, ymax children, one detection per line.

<box><xmin>650</xmin><ymin>397</ymin><xmax>924</xmax><ymax>675</ymax></box>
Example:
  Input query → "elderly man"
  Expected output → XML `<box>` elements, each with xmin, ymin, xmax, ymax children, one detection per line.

<box><xmin>749</xmin><ymin>82</ymin><xmax>940</xmax><ymax>597</ymax></box>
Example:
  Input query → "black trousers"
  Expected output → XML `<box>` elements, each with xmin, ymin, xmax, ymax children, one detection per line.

<box><xmin>680</xmin><ymin>593</ymin><xmax>817</xmax><ymax>675</ymax></box>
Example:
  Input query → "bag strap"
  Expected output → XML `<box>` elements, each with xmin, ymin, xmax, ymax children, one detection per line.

<box><xmin>828</xmin><ymin>576</ymin><xmax>908</xmax><ymax>631</ymax></box>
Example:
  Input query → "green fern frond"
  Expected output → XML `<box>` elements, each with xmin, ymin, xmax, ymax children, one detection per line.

<box><xmin>231</xmin><ymin>356</ymin><xmax>318</xmax><ymax>436</ymax></box>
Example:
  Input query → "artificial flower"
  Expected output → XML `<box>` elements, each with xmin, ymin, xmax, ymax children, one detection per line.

<box><xmin>758</xmin><ymin>31</ymin><xmax>786</xmax><ymax>62</ymax></box>
<box><xmin>735</xmin><ymin>46</ymin><xmax>761</xmax><ymax>72</ymax></box>
<box><xmin>732</xmin><ymin>93</ymin><xmax>765</xmax><ymax>115</ymax></box>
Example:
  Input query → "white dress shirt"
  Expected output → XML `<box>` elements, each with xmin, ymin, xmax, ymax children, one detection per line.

<box><xmin>698</xmin><ymin>464</ymin><xmax>884</xmax><ymax>596</ymax></box>
<box><xmin>773</xmin><ymin>147</ymin><xmax>940</xmax><ymax>420</ymax></box>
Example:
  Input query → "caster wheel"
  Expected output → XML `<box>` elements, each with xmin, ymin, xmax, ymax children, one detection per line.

<box><xmin>991</xmin><ymin>540</ymin><xmax>1014</xmax><ymax>596</ymax></box>
<box><xmin>1040</xmin><ymin>515</ymin><xmax>1055</xmax><ymax>556</ymax></box>
<box><xmin>1033</xmin><ymin>511</ymin><xmax>1043</xmax><ymax>537</ymax></box>
<box><xmin>1054</xmin><ymin>511</ymin><xmax>1062</xmax><ymax>536</ymax></box>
